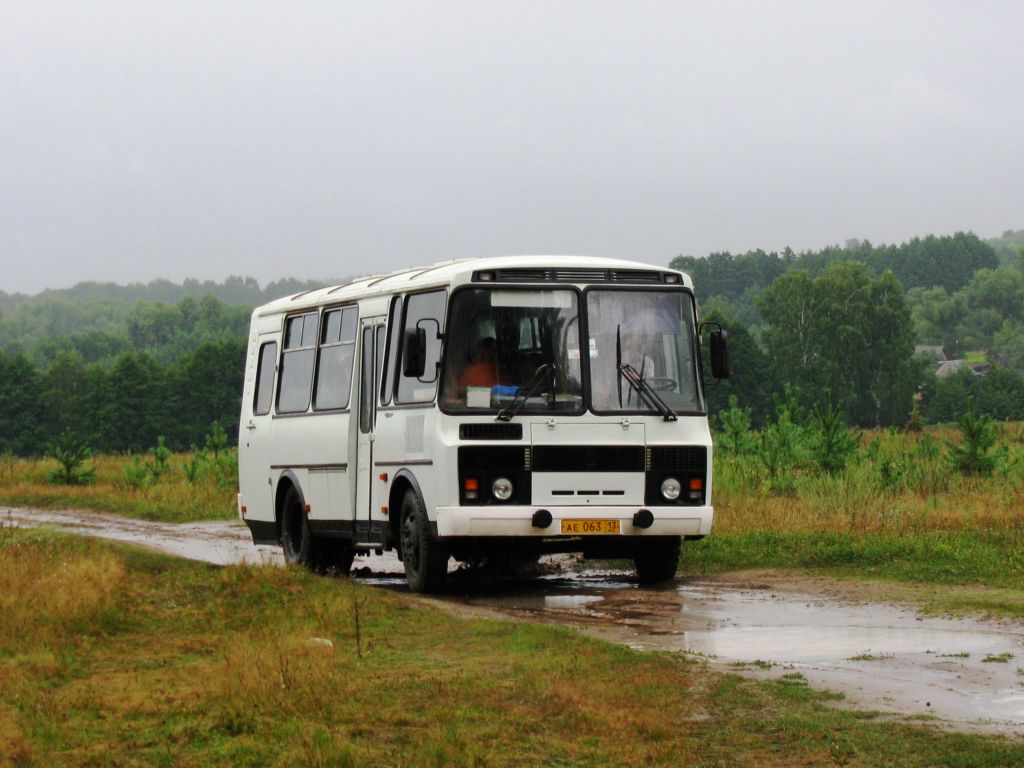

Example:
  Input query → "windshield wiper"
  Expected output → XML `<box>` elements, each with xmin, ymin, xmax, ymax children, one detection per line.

<box><xmin>618</xmin><ymin>363</ymin><xmax>678</xmax><ymax>422</ymax></box>
<box><xmin>496</xmin><ymin>363</ymin><xmax>556</xmax><ymax>421</ymax></box>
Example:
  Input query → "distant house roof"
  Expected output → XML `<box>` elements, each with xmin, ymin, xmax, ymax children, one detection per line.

<box><xmin>935</xmin><ymin>359</ymin><xmax>965</xmax><ymax>378</ymax></box>
<box><xmin>935</xmin><ymin>359</ymin><xmax>988</xmax><ymax>379</ymax></box>
<box><xmin>915</xmin><ymin>345</ymin><xmax>948</xmax><ymax>362</ymax></box>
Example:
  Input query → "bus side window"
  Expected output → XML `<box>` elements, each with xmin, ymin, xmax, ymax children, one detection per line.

<box><xmin>313</xmin><ymin>306</ymin><xmax>357</xmax><ymax>410</ymax></box>
<box><xmin>359</xmin><ymin>327</ymin><xmax>374</xmax><ymax>433</ymax></box>
<box><xmin>396</xmin><ymin>290</ymin><xmax>446</xmax><ymax>404</ymax></box>
<box><xmin>277</xmin><ymin>312</ymin><xmax>318</xmax><ymax>413</ymax></box>
<box><xmin>253</xmin><ymin>341</ymin><xmax>278</xmax><ymax>416</ymax></box>
<box><xmin>381</xmin><ymin>295</ymin><xmax>402</xmax><ymax>405</ymax></box>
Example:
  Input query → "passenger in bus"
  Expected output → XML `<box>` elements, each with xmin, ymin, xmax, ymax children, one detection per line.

<box><xmin>457</xmin><ymin>337</ymin><xmax>501</xmax><ymax>389</ymax></box>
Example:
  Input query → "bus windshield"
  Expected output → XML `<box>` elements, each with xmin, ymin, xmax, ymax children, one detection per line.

<box><xmin>587</xmin><ymin>289</ymin><xmax>703</xmax><ymax>414</ymax></box>
<box><xmin>441</xmin><ymin>286</ymin><xmax>703</xmax><ymax>415</ymax></box>
<box><xmin>440</xmin><ymin>288</ymin><xmax>583</xmax><ymax>412</ymax></box>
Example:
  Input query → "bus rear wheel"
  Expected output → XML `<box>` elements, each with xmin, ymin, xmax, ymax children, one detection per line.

<box><xmin>400</xmin><ymin>489</ymin><xmax>448</xmax><ymax>593</ymax></box>
<box><xmin>281</xmin><ymin>485</ymin><xmax>313</xmax><ymax>567</ymax></box>
<box><xmin>634</xmin><ymin>536</ymin><xmax>681</xmax><ymax>583</ymax></box>
<box><xmin>280</xmin><ymin>485</ymin><xmax>354</xmax><ymax>575</ymax></box>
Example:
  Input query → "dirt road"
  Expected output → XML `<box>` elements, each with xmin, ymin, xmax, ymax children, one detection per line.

<box><xmin>6</xmin><ymin>506</ymin><xmax>1023</xmax><ymax>736</ymax></box>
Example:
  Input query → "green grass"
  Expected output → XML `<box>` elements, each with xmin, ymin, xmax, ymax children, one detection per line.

<box><xmin>687</xmin><ymin>530</ymin><xmax>1024</xmax><ymax>588</ymax></box>
<box><xmin>0</xmin><ymin>450</ymin><xmax>237</xmax><ymax>522</ymax></box>
<box><xmin>3</xmin><ymin>529</ymin><xmax>1023</xmax><ymax>767</ymax></box>
<box><xmin>684</xmin><ymin>530</ymin><xmax>1024</xmax><ymax>617</ymax></box>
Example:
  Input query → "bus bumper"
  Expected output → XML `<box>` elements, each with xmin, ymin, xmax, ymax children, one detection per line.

<box><xmin>434</xmin><ymin>505</ymin><xmax>713</xmax><ymax>538</ymax></box>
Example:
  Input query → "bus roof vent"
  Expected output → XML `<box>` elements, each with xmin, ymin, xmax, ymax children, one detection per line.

<box><xmin>553</xmin><ymin>268</ymin><xmax>607</xmax><ymax>282</ymax></box>
<box><xmin>487</xmin><ymin>268</ymin><xmax>551</xmax><ymax>282</ymax></box>
<box><xmin>611</xmin><ymin>270</ymin><xmax>664</xmax><ymax>284</ymax></box>
<box><xmin>475</xmin><ymin>268</ymin><xmax>674</xmax><ymax>284</ymax></box>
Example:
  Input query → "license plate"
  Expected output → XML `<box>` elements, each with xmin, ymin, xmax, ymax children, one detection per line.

<box><xmin>560</xmin><ymin>519</ymin><xmax>620</xmax><ymax>535</ymax></box>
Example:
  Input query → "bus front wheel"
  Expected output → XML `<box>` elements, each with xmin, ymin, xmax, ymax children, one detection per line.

<box><xmin>400</xmin><ymin>489</ymin><xmax>448</xmax><ymax>593</ymax></box>
<box><xmin>633</xmin><ymin>536</ymin><xmax>681</xmax><ymax>583</ymax></box>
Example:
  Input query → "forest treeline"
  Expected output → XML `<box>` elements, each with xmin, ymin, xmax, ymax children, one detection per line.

<box><xmin>1</xmin><ymin>233</ymin><xmax>1023</xmax><ymax>456</ymax></box>
<box><xmin>0</xmin><ymin>276</ymin><xmax>342</xmax><ymax>366</ymax></box>
<box><xmin>0</xmin><ymin>276</ymin><xmax>341</xmax><ymax>455</ymax></box>
<box><xmin>681</xmin><ymin>229</ymin><xmax>1024</xmax><ymax>427</ymax></box>
<box><xmin>0</xmin><ymin>275</ymin><xmax>342</xmax><ymax>313</ymax></box>
<box><xmin>0</xmin><ymin>340</ymin><xmax>244</xmax><ymax>455</ymax></box>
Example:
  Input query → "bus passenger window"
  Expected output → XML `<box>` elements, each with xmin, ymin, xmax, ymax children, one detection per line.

<box><xmin>313</xmin><ymin>306</ymin><xmax>357</xmax><ymax>410</ymax></box>
<box><xmin>278</xmin><ymin>312</ymin><xmax>318</xmax><ymax>413</ymax></box>
<box><xmin>253</xmin><ymin>341</ymin><xmax>277</xmax><ymax>416</ymax></box>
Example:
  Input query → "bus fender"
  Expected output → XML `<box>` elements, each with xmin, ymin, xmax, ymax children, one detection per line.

<box><xmin>388</xmin><ymin>469</ymin><xmax>428</xmax><ymax>550</ymax></box>
<box><xmin>274</xmin><ymin>469</ymin><xmax>305</xmax><ymax>540</ymax></box>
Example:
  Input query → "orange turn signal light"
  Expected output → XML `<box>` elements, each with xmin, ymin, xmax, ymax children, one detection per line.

<box><xmin>464</xmin><ymin>478</ymin><xmax>479</xmax><ymax>491</ymax></box>
<box><xmin>689</xmin><ymin>478</ymin><xmax>703</xmax><ymax>491</ymax></box>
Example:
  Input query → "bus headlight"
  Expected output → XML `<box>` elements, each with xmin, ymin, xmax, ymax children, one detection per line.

<box><xmin>492</xmin><ymin>477</ymin><xmax>513</xmax><ymax>501</ymax></box>
<box><xmin>660</xmin><ymin>477</ymin><xmax>681</xmax><ymax>501</ymax></box>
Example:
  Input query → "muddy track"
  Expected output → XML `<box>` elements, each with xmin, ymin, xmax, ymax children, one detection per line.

<box><xmin>6</xmin><ymin>507</ymin><xmax>1024</xmax><ymax>737</ymax></box>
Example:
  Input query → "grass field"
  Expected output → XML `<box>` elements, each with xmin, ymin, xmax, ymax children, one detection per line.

<box><xmin>4</xmin><ymin>424</ymin><xmax>1024</xmax><ymax>582</ymax></box>
<box><xmin>0</xmin><ymin>449</ymin><xmax>237</xmax><ymax>522</ymax></box>
<box><xmin>2</xmin><ymin>527</ymin><xmax>1022</xmax><ymax>767</ymax></box>
<box><xmin>2</xmin><ymin>423</ymin><xmax>1023</xmax><ymax>599</ymax></box>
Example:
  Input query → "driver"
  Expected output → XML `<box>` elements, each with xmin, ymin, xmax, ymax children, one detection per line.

<box><xmin>458</xmin><ymin>337</ymin><xmax>500</xmax><ymax>389</ymax></box>
<box><xmin>621</xmin><ymin>334</ymin><xmax>656</xmax><ymax>379</ymax></box>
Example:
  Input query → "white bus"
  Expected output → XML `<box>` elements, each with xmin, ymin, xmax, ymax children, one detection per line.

<box><xmin>238</xmin><ymin>256</ymin><xmax>728</xmax><ymax>592</ymax></box>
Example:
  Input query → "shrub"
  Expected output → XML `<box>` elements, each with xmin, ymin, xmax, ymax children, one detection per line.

<box><xmin>717</xmin><ymin>396</ymin><xmax>754</xmax><ymax>454</ymax></box>
<box><xmin>757</xmin><ymin>417</ymin><xmax>801</xmax><ymax>495</ymax></box>
<box><xmin>45</xmin><ymin>431</ymin><xmax>96</xmax><ymax>485</ymax></box>
<box><xmin>947</xmin><ymin>398</ymin><xmax>999</xmax><ymax>476</ymax></box>
<box><xmin>205</xmin><ymin>421</ymin><xmax>229</xmax><ymax>458</ymax></box>
<box><xmin>807</xmin><ymin>403</ymin><xmax>861</xmax><ymax>475</ymax></box>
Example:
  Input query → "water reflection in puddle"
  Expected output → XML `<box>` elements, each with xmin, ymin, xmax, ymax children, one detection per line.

<box><xmin>443</xmin><ymin>565</ymin><xmax>1024</xmax><ymax>734</ymax></box>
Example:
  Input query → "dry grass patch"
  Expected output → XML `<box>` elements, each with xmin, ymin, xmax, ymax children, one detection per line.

<box><xmin>0</xmin><ymin>703</ymin><xmax>33</xmax><ymax>767</ymax></box>
<box><xmin>0</xmin><ymin>530</ymin><xmax>126</xmax><ymax>651</ymax></box>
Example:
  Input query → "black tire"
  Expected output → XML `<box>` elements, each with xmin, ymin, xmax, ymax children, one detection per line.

<box><xmin>281</xmin><ymin>485</ymin><xmax>313</xmax><ymax>567</ymax></box>
<box><xmin>400</xmin><ymin>489</ymin><xmax>448</xmax><ymax>593</ymax></box>
<box><xmin>281</xmin><ymin>484</ymin><xmax>355</xmax><ymax>575</ymax></box>
<box><xmin>634</xmin><ymin>536</ymin><xmax>681</xmax><ymax>583</ymax></box>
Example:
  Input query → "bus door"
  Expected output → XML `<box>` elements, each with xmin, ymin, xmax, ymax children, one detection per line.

<box><xmin>354</xmin><ymin>319</ymin><xmax>386</xmax><ymax>544</ymax></box>
<box><xmin>239</xmin><ymin>331</ymin><xmax>278</xmax><ymax>523</ymax></box>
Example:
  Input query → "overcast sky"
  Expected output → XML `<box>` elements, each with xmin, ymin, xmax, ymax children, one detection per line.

<box><xmin>2</xmin><ymin>1</ymin><xmax>1022</xmax><ymax>294</ymax></box>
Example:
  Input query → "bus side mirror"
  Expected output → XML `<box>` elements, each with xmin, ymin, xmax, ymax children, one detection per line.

<box><xmin>710</xmin><ymin>329</ymin><xmax>730</xmax><ymax>380</ymax></box>
<box><xmin>403</xmin><ymin>327</ymin><xmax>427</xmax><ymax>378</ymax></box>
<box><xmin>415</xmin><ymin>318</ymin><xmax>442</xmax><ymax>382</ymax></box>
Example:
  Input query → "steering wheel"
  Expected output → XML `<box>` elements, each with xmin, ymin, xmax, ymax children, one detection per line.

<box><xmin>535</xmin><ymin>362</ymin><xmax>557</xmax><ymax>377</ymax></box>
<box><xmin>645</xmin><ymin>376</ymin><xmax>677</xmax><ymax>391</ymax></box>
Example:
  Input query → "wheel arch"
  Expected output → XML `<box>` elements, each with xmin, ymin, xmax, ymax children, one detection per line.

<box><xmin>387</xmin><ymin>469</ymin><xmax>424</xmax><ymax>551</ymax></box>
<box><xmin>274</xmin><ymin>470</ymin><xmax>305</xmax><ymax>542</ymax></box>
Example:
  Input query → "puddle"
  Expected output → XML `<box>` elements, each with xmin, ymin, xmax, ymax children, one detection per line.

<box><xmin>441</xmin><ymin>569</ymin><xmax>1024</xmax><ymax>735</ymax></box>
<box><xmin>1</xmin><ymin>507</ymin><xmax>404</xmax><ymax>577</ymax></box>
<box><xmin>6</xmin><ymin>506</ymin><xmax>1024</xmax><ymax>735</ymax></box>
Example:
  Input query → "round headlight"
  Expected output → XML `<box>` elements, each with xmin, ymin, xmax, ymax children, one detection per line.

<box><xmin>660</xmin><ymin>477</ymin><xmax>681</xmax><ymax>501</ymax></box>
<box><xmin>492</xmin><ymin>477</ymin><xmax>513</xmax><ymax>501</ymax></box>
